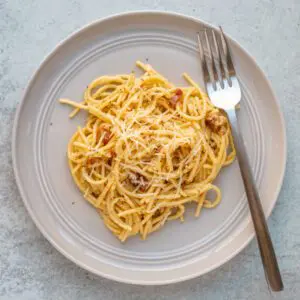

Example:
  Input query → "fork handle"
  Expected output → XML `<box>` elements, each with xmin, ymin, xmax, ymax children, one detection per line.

<box><xmin>226</xmin><ymin>108</ymin><xmax>283</xmax><ymax>292</ymax></box>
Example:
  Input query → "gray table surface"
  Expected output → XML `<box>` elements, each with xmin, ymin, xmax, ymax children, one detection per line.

<box><xmin>1</xmin><ymin>0</ymin><xmax>299</xmax><ymax>299</ymax></box>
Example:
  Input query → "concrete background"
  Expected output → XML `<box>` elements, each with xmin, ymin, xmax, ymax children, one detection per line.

<box><xmin>1</xmin><ymin>0</ymin><xmax>299</xmax><ymax>299</ymax></box>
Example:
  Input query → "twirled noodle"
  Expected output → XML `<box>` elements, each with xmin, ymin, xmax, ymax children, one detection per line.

<box><xmin>60</xmin><ymin>61</ymin><xmax>236</xmax><ymax>242</ymax></box>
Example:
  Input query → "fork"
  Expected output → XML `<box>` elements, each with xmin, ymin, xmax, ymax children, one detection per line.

<box><xmin>197</xmin><ymin>27</ymin><xmax>283</xmax><ymax>292</ymax></box>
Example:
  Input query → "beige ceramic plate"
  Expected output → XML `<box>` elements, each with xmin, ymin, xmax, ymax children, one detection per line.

<box><xmin>12</xmin><ymin>11</ymin><xmax>286</xmax><ymax>285</ymax></box>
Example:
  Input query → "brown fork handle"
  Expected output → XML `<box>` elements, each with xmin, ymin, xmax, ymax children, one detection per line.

<box><xmin>226</xmin><ymin>108</ymin><xmax>283</xmax><ymax>291</ymax></box>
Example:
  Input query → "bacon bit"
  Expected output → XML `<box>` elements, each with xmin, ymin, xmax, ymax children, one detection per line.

<box><xmin>103</xmin><ymin>130</ymin><xmax>112</xmax><ymax>145</ymax></box>
<box><xmin>128</xmin><ymin>172</ymin><xmax>149</xmax><ymax>191</ymax></box>
<box><xmin>169</xmin><ymin>89</ymin><xmax>183</xmax><ymax>109</ymax></box>
<box><xmin>86</xmin><ymin>157</ymin><xmax>98</xmax><ymax>165</ymax></box>
<box><xmin>95</xmin><ymin>129</ymin><xmax>101</xmax><ymax>142</ymax></box>
<box><xmin>97</xmin><ymin>124</ymin><xmax>112</xmax><ymax>145</ymax></box>
<box><xmin>89</xmin><ymin>158</ymin><xmax>96</xmax><ymax>164</ymax></box>
<box><xmin>205</xmin><ymin>111</ymin><xmax>228</xmax><ymax>135</ymax></box>
<box><xmin>175</xmin><ymin>88</ymin><xmax>183</xmax><ymax>96</ymax></box>
<box><xmin>140</xmin><ymin>186</ymin><xmax>147</xmax><ymax>192</ymax></box>
<box><xmin>107</xmin><ymin>151</ymin><xmax>116</xmax><ymax>166</ymax></box>
<box><xmin>169</xmin><ymin>95</ymin><xmax>179</xmax><ymax>109</ymax></box>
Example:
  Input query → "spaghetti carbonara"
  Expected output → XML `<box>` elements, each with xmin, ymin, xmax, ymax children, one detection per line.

<box><xmin>60</xmin><ymin>61</ymin><xmax>236</xmax><ymax>242</ymax></box>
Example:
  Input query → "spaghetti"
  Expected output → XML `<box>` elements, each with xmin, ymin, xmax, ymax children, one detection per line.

<box><xmin>60</xmin><ymin>61</ymin><xmax>236</xmax><ymax>242</ymax></box>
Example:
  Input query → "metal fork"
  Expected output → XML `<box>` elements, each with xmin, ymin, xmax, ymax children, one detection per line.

<box><xmin>198</xmin><ymin>27</ymin><xmax>283</xmax><ymax>292</ymax></box>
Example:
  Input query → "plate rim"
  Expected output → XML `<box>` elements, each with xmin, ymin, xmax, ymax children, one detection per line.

<box><xmin>12</xmin><ymin>10</ymin><xmax>287</xmax><ymax>285</ymax></box>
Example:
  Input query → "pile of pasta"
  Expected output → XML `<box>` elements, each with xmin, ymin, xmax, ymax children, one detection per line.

<box><xmin>60</xmin><ymin>61</ymin><xmax>236</xmax><ymax>242</ymax></box>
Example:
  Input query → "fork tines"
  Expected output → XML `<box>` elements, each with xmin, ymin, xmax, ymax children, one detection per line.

<box><xmin>197</xmin><ymin>27</ymin><xmax>236</xmax><ymax>90</ymax></box>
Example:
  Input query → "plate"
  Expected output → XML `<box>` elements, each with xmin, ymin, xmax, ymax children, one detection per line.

<box><xmin>12</xmin><ymin>11</ymin><xmax>286</xmax><ymax>285</ymax></box>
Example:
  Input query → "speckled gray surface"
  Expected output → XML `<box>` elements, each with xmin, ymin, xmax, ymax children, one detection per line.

<box><xmin>1</xmin><ymin>0</ymin><xmax>299</xmax><ymax>299</ymax></box>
